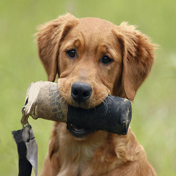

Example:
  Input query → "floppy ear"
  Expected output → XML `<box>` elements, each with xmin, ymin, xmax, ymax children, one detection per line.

<box><xmin>36</xmin><ymin>13</ymin><xmax>78</xmax><ymax>81</ymax></box>
<box><xmin>115</xmin><ymin>22</ymin><xmax>156</xmax><ymax>101</ymax></box>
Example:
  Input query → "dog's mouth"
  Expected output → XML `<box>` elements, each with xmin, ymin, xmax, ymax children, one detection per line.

<box><xmin>67</xmin><ymin>123</ymin><xmax>96</xmax><ymax>138</ymax></box>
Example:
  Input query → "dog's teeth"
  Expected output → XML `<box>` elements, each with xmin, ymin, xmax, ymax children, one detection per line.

<box><xmin>72</xmin><ymin>124</ymin><xmax>85</xmax><ymax>132</ymax></box>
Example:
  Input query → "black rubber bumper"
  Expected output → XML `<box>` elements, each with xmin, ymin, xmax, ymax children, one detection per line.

<box><xmin>67</xmin><ymin>95</ymin><xmax>132</xmax><ymax>135</ymax></box>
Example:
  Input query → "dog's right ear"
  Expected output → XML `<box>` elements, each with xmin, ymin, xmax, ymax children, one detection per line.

<box><xmin>36</xmin><ymin>13</ymin><xmax>78</xmax><ymax>81</ymax></box>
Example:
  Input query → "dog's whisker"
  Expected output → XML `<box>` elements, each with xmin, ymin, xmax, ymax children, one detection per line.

<box><xmin>95</xmin><ymin>97</ymin><xmax>108</xmax><ymax>116</ymax></box>
<box><xmin>101</xmin><ymin>99</ymin><xmax>108</xmax><ymax>116</ymax></box>
<box><xmin>107</xmin><ymin>95</ymin><xmax>117</xmax><ymax>105</ymax></box>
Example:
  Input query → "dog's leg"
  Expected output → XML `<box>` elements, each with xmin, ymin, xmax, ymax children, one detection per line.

<box><xmin>103</xmin><ymin>159</ymin><xmax>157</xmax><ymax>176</ymax></box>
<box><xmin>40</xmin><ymin>152</ymin><xmax>60</xmax><ymax>176</ymax></box>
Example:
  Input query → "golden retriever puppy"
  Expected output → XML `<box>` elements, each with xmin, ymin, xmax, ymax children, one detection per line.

<box><xmin>36</xmin><ymin>13</ymin><xmax>157</xmax><ymax>176</ymax></box>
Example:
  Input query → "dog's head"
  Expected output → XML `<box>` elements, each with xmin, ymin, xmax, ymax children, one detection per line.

<box><xmin>36</xmin><ymin>14</ymin><xmax>155</xmax><ymax>138</ymax></box>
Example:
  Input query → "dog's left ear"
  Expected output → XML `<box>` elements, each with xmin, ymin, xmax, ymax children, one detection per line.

<box><xmin>114</xmin><ymin>22</ymin><xmax>156</xmax><ymax>101</ymax></box>
<box><xmin>36</xmin><ymin>14</ymin><xmax>78</xmax><ymax>81</ymax></box>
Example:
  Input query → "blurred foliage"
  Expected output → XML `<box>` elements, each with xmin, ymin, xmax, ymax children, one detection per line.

<box><xmin>0</xmin><ymin>0</ymin><xmax>176</xmax><ymax>175</ymax></box>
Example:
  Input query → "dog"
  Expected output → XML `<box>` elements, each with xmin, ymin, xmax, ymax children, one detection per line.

<box><xmin>36</xmin><ymin>13</ymin><xmax>157</xmax><ymax>176</ymax></box>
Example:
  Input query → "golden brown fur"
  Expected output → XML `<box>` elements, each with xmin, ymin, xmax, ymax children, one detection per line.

<box><xmin>36</xmin><ymin>14</ymin><xmax>157</xmax><ymax>176</ymax></box>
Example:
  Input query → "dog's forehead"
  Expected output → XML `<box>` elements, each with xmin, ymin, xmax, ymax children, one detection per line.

<box><xmin>66</xmin><ymin>17</ymin><xmax>117</xmax><ymax>47</ymax></box>
<box><xmin>78</xmin><ymin>17</ymin><xmax>115</xmax><ymax>34</ymax></box>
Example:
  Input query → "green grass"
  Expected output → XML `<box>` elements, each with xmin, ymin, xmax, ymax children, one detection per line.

<box><xmin>0</xmin><ymin>0</ymin><xmax>176</xmax><ymax>175</ymax></box>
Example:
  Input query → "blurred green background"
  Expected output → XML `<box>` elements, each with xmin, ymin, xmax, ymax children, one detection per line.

<box><xmin>0</xmin><ymin>0</ymin><xmax>176</xmax><ymax>175</ymax></box>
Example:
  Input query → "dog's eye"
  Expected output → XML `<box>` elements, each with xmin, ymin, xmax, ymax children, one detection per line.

<box><xmin>66</xmin><ymin>49</ymin><xmax>76</xmax><ymax>59</ymax></box>
<box><xmin>101</xmin><ymin>55</ymin><xmax>113</xmax><ymax>65</ymax></box>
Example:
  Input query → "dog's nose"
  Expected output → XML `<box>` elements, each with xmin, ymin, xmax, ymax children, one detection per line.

<box><xmin>71</xmin><ymin>82</ymin><xmax>92</xmax><ymax>103</ymax></box>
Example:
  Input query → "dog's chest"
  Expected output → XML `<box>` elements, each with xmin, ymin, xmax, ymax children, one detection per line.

<box><xmin>56</xmin><ymin>124</ymin><xmax>110</xmax><ymax>176</ymax></box>
<box><xmin>58</xmin><ymin>144</ymin><xmax>96</xmax><ymax>176</ymax></box>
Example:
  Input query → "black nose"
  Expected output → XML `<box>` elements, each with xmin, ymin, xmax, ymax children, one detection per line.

<box><xmin>71</xmin><ymin>82</ymin><xmax>92</xmax><ymax>103</ymax></box>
